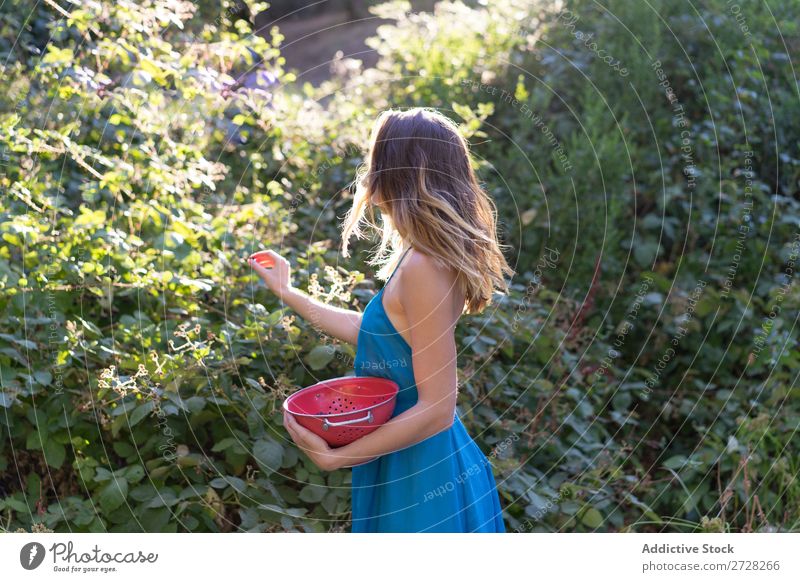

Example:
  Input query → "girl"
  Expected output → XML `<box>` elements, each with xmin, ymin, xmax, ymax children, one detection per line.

<box><xmin>248</xmin><ymin>107</ymin><xmax>513</xmax><ymax>533</ymax></box>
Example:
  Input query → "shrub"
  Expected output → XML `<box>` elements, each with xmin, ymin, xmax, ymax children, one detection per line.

<box><xmin>1</xmin><ymin>0</ymin><xmax>798</xmax><ymax>533</ymax></box>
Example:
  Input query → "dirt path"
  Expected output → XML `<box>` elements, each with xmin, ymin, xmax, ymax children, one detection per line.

<box><xmin>256</xmin><ymin>9</ymin><xmax>386</xmax><ymax>86</ymax></box>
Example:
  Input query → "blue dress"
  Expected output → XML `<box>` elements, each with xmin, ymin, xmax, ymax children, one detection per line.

<box><xmin>350</xmin><ymin>248</ymin><xmax>506</xmax><ymax>533</ymax></box>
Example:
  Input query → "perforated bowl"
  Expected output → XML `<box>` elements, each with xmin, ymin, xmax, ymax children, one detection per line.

<box><xmin>283</xmin><ymin>376</ymin><xmax>399</xmax><ymax>447</ymax></box>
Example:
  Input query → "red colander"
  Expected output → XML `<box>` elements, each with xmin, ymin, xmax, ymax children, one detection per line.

<box><xmin>283</xmin><ymin>376</ymin><xmax>399</xmax><ymax>447</ymax></box>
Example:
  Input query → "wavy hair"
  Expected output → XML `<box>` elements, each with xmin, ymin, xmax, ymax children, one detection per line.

<box><xmin>341</xmin><ymin>107</ymin><xmax>514</xmax><ymax>314</ymax></box>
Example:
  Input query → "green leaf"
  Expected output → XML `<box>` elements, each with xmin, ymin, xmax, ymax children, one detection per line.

<box><xmin>140</xmin><ymin>507</ymin><xmax>171</xmax><ymax>532</ymax></box>
<box><xmin>123</xmin><ymin>464</ymin><xmax>145</xmax><ymax>483</ymax></box>
<box><xmin>42</xmin><ymin>46</ymin><xmax>73</xmax><ymax>65</ymax></box>
<box><xmin>43</xmin><ymin>439</ymin><xmax>66</xmax><ymax>469</ymax></box>
<box><xmin>525</xmin><ymin>491</ymin><xmax>551</xmax><ymax>515</ymax></box>
<box><xmin>253</xmin><ymin>438</ymin><xmax>284</xmax><ymax>475</ymax></box>
<box><xmin>634</xmin><ymin>240</ymin><xmax>661</xmax><ymax>267</ymax></box>
<box><xmin>580</xmin><ymin>506</ymin><xmax>604</xmax><ymax>528</ymax></box>
<box><xmin>129</xmin><ymin>484</ymin><xmax>158</xmax><ymax>503</ymax></box>
<box><xmin>110</xmin><ymin>414</ymin><xmax>127</xmax><ymax>438</ymax></box>
<box><xmin>113</xmin><ymin>441</ymin><xmax>136</xmax><ymax>458</ymax></box>
<box><xmin>26</xmin><ymin>431</ymin><xmax>44</xmax><ymax>450</ymax></box>
<box><xmin>98</xmin><ymin>477</ymin><xmax>129</xmax><ymax>513</ymax></box>
<box><xmin>129</xmin><ymin>400</ymin><xmax>157</xmax><ymax>426</ymax></box>
<box><xmin>34</xmin><ymin>371</ymin><xmax>53</xmax><ymax>386</ymax></box>
<box><xmin>211</xmin><ymin>437</ymin><xmax>244</xmax><ymax>453</ymax></box>
<box><xmin>321</xmin><ymin>491</ymin><xmax>338</xmax><ymax>513</ymax></box>
<box><xmin>298</xmin><ymin>484</ymin><xmax>327</xmax><ymax>503</ymax></box>
<box><xmin>663</xmin><ymin>455</ymin><xmax>687</xmax><ymax>470</ymax></box>
<box><xmin>5</xmin><ymin>497</ymin><xmax>29</xmax><ymax>513</ymax></box>
<box><xmin>0</xmin><ymin>333</ymin><xmax>37</xmax><ymax>350</ymax></box>
<box><xmin>305</xmin><ymin>345</ymin><xmax>335</xmax><ymax>370</ymax></box>
<box><xmin>624</xmin><ymin>492</ymin><xmax>661</xmax><ymax>523</ymax></box>
<box><xmin>210</xmin><ymin>476</ymin><xmax>247</xmax><ymax>493</ymax></box>
<box><xmin>26</xmin><ymin>473</ymin><xmax>42</xmax><ymax>501</ymax></box>
<box><xmin>146</xmin><ymin>488</ymin><xmax>178</xmax><ymax>508</ymax></box>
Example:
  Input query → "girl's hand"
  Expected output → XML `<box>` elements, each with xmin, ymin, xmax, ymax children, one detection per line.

<box><xmin>283</xmin><ymin>410</ymin><xmax>342</xmax><ymax>472</ymax></box>
<box><xmin>247</xmin><ymin>250</ymin><xmax>291</xmax><ymax>298</ymax></box>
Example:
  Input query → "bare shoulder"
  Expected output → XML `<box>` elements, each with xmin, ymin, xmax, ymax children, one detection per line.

<box><xmin>401</xmin><ymin>249</ymin><xmax>457</xmax><ymax>288</ymax></box>
<box><xmin>398</xmin><ymin>249</ymin><xmax>463</xmax><ymax>315</ymax></box>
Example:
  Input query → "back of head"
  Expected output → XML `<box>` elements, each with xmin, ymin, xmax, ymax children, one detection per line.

<box><xmin>342</xmin><ymin>107</ymin><xmax>514</xmax><ymax>314</ymax></box>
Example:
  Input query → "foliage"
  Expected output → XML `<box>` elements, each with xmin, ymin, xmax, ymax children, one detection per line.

<box><xmin>1</xmin><ymin>0</ymin><xmax>798</xmax><ymax>533</ymax></box>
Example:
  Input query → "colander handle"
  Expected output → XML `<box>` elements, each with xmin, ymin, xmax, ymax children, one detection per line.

<box><xmin>322</xmin><ymin>410</ymin><xmax>374</xmax><ymax>430</ymax></box>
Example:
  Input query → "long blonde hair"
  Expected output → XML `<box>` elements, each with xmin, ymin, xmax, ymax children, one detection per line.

<box><xmin>341</xmin><ymin>107</ymin><xmax>514</xmax><ymax>314</ymax></box>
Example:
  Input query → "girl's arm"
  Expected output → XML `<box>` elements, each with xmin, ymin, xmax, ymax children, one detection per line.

<box><xmin>248</xmin><ymin>250</ymin><xmax>362</xmax><ymax>345</ymax></box>
<box><xmin>324</xmin><ymin>251</ymin><xmax>461</xmax><ymax>468</ymax></box>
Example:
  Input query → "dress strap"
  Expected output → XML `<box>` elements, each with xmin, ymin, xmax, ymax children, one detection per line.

<box><xmin>385</xmin><ymin>246</ymin><xmax>412</xmax><ymax>286</ymax></box>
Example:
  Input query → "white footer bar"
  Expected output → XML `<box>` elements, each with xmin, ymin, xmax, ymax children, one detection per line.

<box><xmin>2</xmin><ymin>533</ymin><xmax>797</xmax><ymax>581</ymax></box>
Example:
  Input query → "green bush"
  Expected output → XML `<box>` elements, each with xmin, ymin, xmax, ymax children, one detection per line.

<box><xmin>1</xmin><ymin>0</ymin><xmax>798</xmax><ymax>533</ymax></box>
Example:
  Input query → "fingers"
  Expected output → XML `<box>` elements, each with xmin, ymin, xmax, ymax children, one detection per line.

<box><xmin>284</xmin><ymin>414</ymin><xmax>325</xmax><ymax>455</ymax></box>
<box><xmin>283</xmin><ymin>411</ymin><xmax>305</xmax><ymax>446</ymax></box>
<box><xmin>285</xmin><ymin>422</ymin><xmax>301</xmax><ymax>446</ymax></box>
<box><xmin>247</xmin><ymin>250</ymin><xmax>274</xmax><ymax>261</ymax></box>
<box><xmin>247</xmin><ymin>250</ymin><xmax>279</xmax><ymax>268</ymax></box>
<box><xmin>283</xmin><ymin>410</ymin><xmax>296</xmax><ymax>433</ymax></box>
<box><xmin>286</xmin><ymin>416</ymin><xmax>306</xmax><ymax>443</ymax></box>
<box><xmin>248</xmin><ymin>259</ymin><xmax>267</xmax><ymax>275</ymax></box>
<box><xmin>282</xmin><ymin>410</ymin><xmax>292</xmax><ymax>430</ymax></box>
<box><xmin>247</xmin><ymin>259</ymin><xmax>274</xmax><ymax>284</ymax></box>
